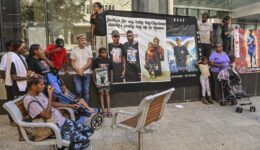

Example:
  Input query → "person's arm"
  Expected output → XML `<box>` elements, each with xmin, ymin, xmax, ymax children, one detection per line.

<box><xmin>121</xmin><ymin>56</ymin><xmax>126</xmax><ymax>78</ymax></box>
<box><xmin>10</xmin><ymin>63</ymin><xmax>27</xmax><ymax>81</ymax></box>
<box><xmin>210</xmin><ymin>24</ymin><xmax>214</xmax><ymax>45</ymax></box>
<box><xmin>38</xmin><ymin>86</ymin><xmax>54</xmax><ymax>119</ymax></box>
<box><xmin>62</xmin><ymin>50</ymin><xmax>68</xmax><ymax>74</ymax></box>
<box><xmin>52</xmin><ymin>101</ymin><xmax>79</xmax><ymax>109</ymax></box>
<box><xmin>39</xmin><ymin>50</ymin><xmax>54</xmax><ymax>68</ymax></box>
<box><xmin>92</xmin><ymin>69</ymin><xmax>97</xmax><ymax>85</ymax></box>
<box><xmin>45</xmin><ymin>47</ymin><xmax>62</xmax><ymax>55</ymax></box>
<box><xmin>90</xmin><ymin>15</ymin><xmax>95</xmax><ymax>48</ymax></box>
<box><xmin>81</xmin><ymin>58</ymin><xmax>93</xmax><ymax>71</ymax></box>
<box><xmin>71</xmin><ymin>59</ymin><xmax>82</xmax><ymax>76</ymax></box>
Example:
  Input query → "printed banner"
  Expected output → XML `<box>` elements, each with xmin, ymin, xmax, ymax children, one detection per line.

<box><xmin>105</xmin><ymin>11</ymin><xmax>199</xmax><ymax>84</ymax></box>
<box><xmin>235</xmin><ymin>29</ymin><xmax>260</xmax><ymax>73</ymax></box>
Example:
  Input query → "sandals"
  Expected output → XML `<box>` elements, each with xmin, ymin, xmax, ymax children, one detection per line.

<box><xmin>107</xmin><ymin>112</ymin><xmax>112</xmax><ymax>118</ymax></box>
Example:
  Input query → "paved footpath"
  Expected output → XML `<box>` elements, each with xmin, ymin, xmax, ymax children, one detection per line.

<box><xmin>1</xmin><ymin>97</ymin><xmax>260</xmax><ymax>150</ymax></box>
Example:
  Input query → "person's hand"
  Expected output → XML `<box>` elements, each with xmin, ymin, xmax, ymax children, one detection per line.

<box><xmin>70</xmin><ymin>104</ymin><xmax>80</xmax><ymax>109</ymax></box>
<box><xmin>47</xmin><ymin>85</ymin><xmax>55</xmax><ymax>98</ymax></box>
<box><xmin>121</xmin><ymin>70</ymin><xmax>125</xmax><ymax>78</ymax></box>
<box><xmin>76</xmin><ymin>69</ymin><xmax>83</xmax><ymax>76</ymax></box>
<box><xmin>39</xmin><ymin>51</ymin><xmax>47</xmax><ymax>60</ymax></box>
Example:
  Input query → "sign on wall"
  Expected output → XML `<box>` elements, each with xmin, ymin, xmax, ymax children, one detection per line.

<box><xmin>105</xmin><ymin>11</ymin><xmax>200</xmax><ymax>85</ymax></box>
<box><xmin>234</xmin><ymin>29</ymin><xmax>260</xmax><ymax>73</ymax></box>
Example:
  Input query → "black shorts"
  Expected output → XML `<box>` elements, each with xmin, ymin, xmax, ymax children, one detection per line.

<box><xmin>199</xmin><ymin>43</ymin><xmax>212</xmax><ymax>58</ymax></box>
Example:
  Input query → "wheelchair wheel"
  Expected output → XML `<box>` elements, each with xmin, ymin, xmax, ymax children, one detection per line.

<box><xmin>90</xmin><ymin>113</ymin><xmax>104</xmax><ymax>130</ymax></box>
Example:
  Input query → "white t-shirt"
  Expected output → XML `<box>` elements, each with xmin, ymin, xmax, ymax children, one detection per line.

<box><xmin>70</xmin><ymin>45</ymin><xmax>93</xmax><ymax>74</ymax></box>
<box><xmin>198</xmin><ymin>21</ymin><xmax>213</xmax><ymax>44</ymax></box>
<box><xmin>0</xmin><ymin>53</ymin><xmax>8</xmax><ymax>71</ymax></box>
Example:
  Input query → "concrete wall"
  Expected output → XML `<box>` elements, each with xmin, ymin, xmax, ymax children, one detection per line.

<box><xmin>231</xmin><ymin>2</ymin><xmax>260</xmax><ymax>19</ymax></box>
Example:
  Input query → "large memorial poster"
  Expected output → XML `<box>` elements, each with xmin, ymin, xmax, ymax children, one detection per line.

<box><xmin>106</xmin><ymin>11</ymin><xmax>199</xmax><ymax>84</ymax></box>
<box><xmin>234</xmin><ymin>29</ymin><xmax>260</xmax><ymax>73</ymax></box>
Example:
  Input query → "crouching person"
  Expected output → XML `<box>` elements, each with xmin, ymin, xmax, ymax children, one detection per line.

<box><xmin>23</xmin><ymin>74</ymin><xmax>94</xmax><ymax>149</ymax></box>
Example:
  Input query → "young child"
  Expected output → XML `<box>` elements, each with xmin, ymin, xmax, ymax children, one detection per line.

<box><xmin>92</xmin><ymin>47</ymin><xmax>113</xmax><ymax>118</ymax></box>
<box><xmin>145</xmin><ymin>42</ymin><xmax>160</xmax><ymax>78</ymax></box>
<box><xmin>198</xmin><ymin>56</ymin><xmax>213</xmax><ymax>104</ymax></box>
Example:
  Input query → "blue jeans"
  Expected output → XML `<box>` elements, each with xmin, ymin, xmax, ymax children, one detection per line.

<box><xmin>73</xmin><ymin>73</ymin><xmax>91</xmax><ymax>104</ymax></box>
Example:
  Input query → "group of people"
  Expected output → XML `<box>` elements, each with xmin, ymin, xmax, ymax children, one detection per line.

<box><xmin>197</xmin><ymin>13</ymin><xmax>234</xmax><ymax>104</ymax></box>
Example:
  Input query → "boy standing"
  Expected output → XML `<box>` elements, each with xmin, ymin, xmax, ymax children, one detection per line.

<box><xmin>92</xmin><ymin>48</ymin><xmax>113</xmax><ymax>118</ymax></box>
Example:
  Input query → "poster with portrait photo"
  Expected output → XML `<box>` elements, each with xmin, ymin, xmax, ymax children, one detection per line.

<box><xmin>166</xmin><ymin>36</ymin><xmax>198</xmax><ymax>74</ymax></box>
<box><xmin>95</xmin><ymin>68</ymin><xmax>109</xmax><ymax>86</ymax></box>
<box><xmin>106</xmin><ymin>15</ymin><xmax>171</xmax><ymax>84</ymax></box>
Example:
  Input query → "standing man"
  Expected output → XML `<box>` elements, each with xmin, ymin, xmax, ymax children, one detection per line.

<box><xmin>123</xmin><ymin>30</ymin><xmax>140</xmax><ymax>82</ymax></box>
<box><xmin>222</xmin><ymin>16</ymin><xmax>233</xmax><ymax>54</ymax></box>
<box><xmin>198</xmin><ymin>12</ymin><xmax>213</xmax><ymax>58</ymax></box>
<box><xmin>108</xmin><ymin>30</ymin><xmax>126</xmax><ymax>83</ymax></box>
<box><xmin>174</xmin><ymin>37</ymin><xmax>189</xmax><ymax>72</ymax></box>
<box><xmin>90</xmin><ymin>2</ymin><xmax>106</xmax><ymax>54</ymax></box>
<box><xmin>70</xmin><ymin>34</ymin><xmax>93</xmax><ymax>104</ymax></box>
<box><xmin>45</xmin><ymin>38</ymin><xmax>68</xmax><ymax>73</ymax></box>
<box><xmin>0</xmin><ymin>40</ymin><xmax>15</xmax><ymax>126</ymax></box>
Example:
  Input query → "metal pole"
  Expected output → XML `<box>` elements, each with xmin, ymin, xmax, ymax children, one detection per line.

<box><xmin>138</xmin><ymin>131</ymin><xmax>144</xmax><ymax>150</ymax></box>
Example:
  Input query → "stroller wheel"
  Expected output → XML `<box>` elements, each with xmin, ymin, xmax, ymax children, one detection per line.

<box><xmin>90</xmin><ymin>113</ymin><xmax>104</xmax><ymax>130</ymax></box>
<box><xmin>220</xmin><ymin>101</ymin><xmax>225</xmax><ymax>106</ymax></box>
<box><xmin>231</xmin><ymin>101</ymin><xmax>237</xmax><ymax>105</ymax></box>
<box><xmin>250</xmin><ymin>106</ymin><xmax>256</xmax><ymax>112</ymax></box>
<box><xmin>236</xmin><ymin>107</ymin><xmax>243</xmax><ymax>113</ymax></box>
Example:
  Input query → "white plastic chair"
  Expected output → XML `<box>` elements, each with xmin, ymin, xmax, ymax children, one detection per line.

<box><xmin>3</xmin><ymin>96</ymin><xmax>75</xmax><ymax>149</ymax></box>
<box><xmin>112</xmin><ymin>88</ymin><xmax>175</xmax><ymax>150</ymax></box>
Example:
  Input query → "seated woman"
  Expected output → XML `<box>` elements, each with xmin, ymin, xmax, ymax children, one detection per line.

<box><xmin>23</xmin><ymin>74</ymin><xmax>94</xmax><ymax>149</ymax></box>
<box><xmin>26</xmin><ymin>44</ymin><xmax>94</xmax><ymax>112</ymax></box>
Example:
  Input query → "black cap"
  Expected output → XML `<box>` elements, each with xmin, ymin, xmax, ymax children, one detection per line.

<box><xmin>111</xmin><ymin>30</ymin><xmax>120</xmax><ymax>36</ymax></box>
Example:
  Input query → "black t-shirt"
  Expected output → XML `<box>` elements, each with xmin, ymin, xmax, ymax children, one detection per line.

<box><xmin>123</xmin><ymin>41</ymin><xmax>141</xmax><ymax>73</ymax></box>
<box><xmin>222</xmin><ymin>24</ymin><xmax>231</xmax><ymax>40</ymax></box>
<box><xmin>90</xmin><ymin>12</ymin><xmax>106</xmax><ymax>36</ymax></box>
<box><xmin>108</xmin><ymin>43</ymin><xmax>126</xmax><ymax>82</ymax></box>
<box><xmin>174</xmin><ymin>45</ymin><xmax>189</xmax><ymax>66</ymax></box>
<box><xmin>92</xmin><ymin>57</ymin><xmax>113</xmax><ymax>70</ymax></box>
<box><xmin>27</xmin><ymin>57</ymin><xmax>50</xmax><ymax>75</ymax></box>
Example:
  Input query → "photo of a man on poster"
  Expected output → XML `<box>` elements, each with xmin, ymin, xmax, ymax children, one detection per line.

<box><xmin>123</xmin><ymin>30</ymin><xmax>141</xmax><ymax>82</ymax></box>
<box><xmin>247</xmin><ymin>29</ymin><xmax>256</xmax><ymax>68</ymax></box>
<box><xmin>108</xmin><ymin>30</ymin><xmax>126</xmax><ymax>83</ymax></box>
<box><xmin>174</xmin><ymin>37</ymin><xmax>189</xmax><ymax>72</ymax></box>
<box><xmin>166</xmin><ymin>36</ymin><xmax>197</xmax><ymax>73</ymax></box>
<box><xmin>153</xmin><ymin>37</ymin><xmax>164</xmax><ymax>76</ymax></box>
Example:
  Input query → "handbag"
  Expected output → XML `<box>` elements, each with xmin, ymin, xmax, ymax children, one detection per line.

<box><xmin>23</xmin><ymin>97</ymin><xmax>55</xmax><ymax>141</ymax></box>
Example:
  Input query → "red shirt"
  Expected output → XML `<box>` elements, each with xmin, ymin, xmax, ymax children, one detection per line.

<box><xmin>45</xmin><ymin>44</ymin><xmax>68</xmax><ymax>70</ymax></box>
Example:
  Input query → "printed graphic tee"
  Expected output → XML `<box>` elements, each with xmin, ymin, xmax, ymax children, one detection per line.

<box><xmin>198</xmin><ymin>21</ymin><xmax>213</xmax><ymax>44</ymax></box>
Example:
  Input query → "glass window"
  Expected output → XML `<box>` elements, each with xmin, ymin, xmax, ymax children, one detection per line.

<box><xmin>21</xmin><ymin>0</ymin><xmax>47</xmax><ymax>49</ymax></box>
<box><xmin>218</xmin><ymin>11</ymin><xmax>229</xmax><ymax>19</ymax></box>
<box><xmin>210</xmin><ymin>10</ymin><xmax>217</xmax><ymax>18</ymax></box>
<box><xmin>188</xmin><ymin>9</ymin><xmax>198</xmax><ymax>19</ymax></box>
<box><xmin>177</xmin><ymin>8</ymin><xmax>187</xmax><ymax>16</ymax></box>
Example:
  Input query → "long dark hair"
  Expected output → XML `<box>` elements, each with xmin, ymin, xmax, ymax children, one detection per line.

<box><xmin>13</xmin><ymin>40</ymin><xmax>24</xmax><ymax>52</ymax></box>
<box><xmin>27</xmin><ymin>44</ymin><xmax>40</xmax><ymax>62</ymax></box>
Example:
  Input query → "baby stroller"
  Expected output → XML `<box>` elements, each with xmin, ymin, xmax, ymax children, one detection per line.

<box><xmin>46</xmin><ymin>72</ymin><xmax>104</xmax><ymax>130</ymax></box>
<box><xmin>218</xmin><ymin>67</ymin><xmax>256</xmax><ymax>113</ymax></box>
